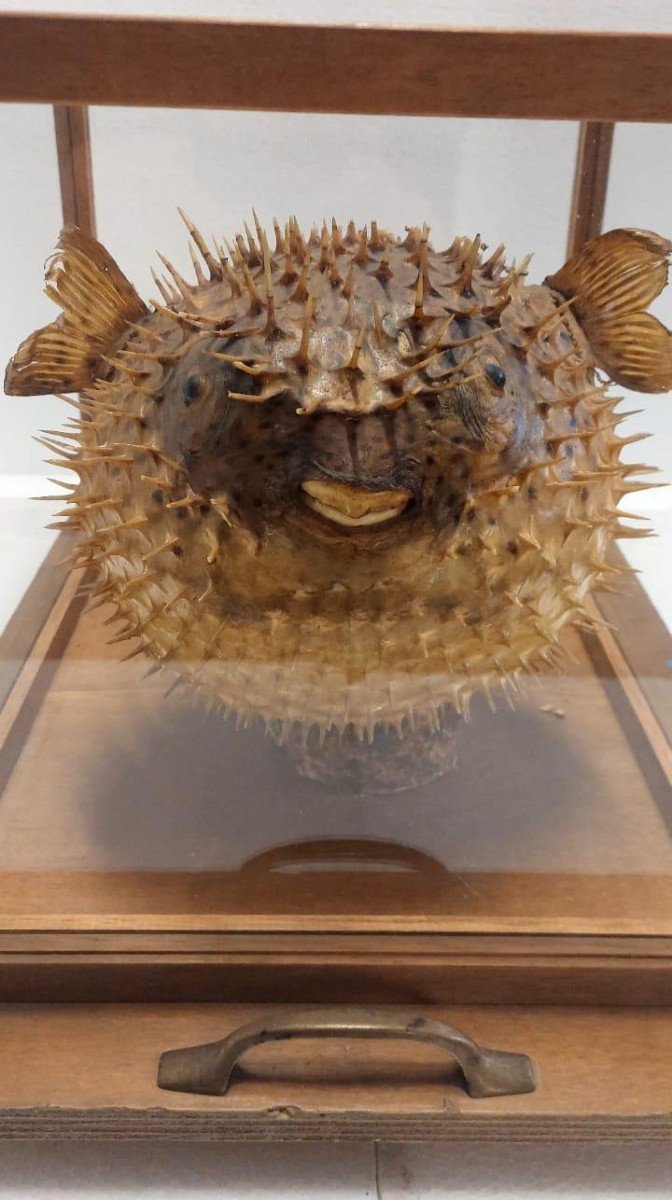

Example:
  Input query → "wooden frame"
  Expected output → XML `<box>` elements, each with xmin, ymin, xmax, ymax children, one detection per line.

<box><xmin>1</xmin><ymin>9</ymin><xmax>672</xmax><ymax>1140</ymax></box>
<box><xmin>52</xmin><ymin>106</ymin><xmax>96</xmax><ymax>236</ymax></box>
<box><xmin>2</xmin><ymin>15</ymin><xmax>672</xmax><ymax>121</ymax></box>
<box><xmin>566</xmin><ymin>121</ymin><xmax>614</xmax><ymax>256</ymax></box>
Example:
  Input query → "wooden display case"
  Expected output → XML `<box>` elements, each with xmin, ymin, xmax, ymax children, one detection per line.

<box><xmin>0</xmin><ymin>9</ymin><xmax>671</xmax><ymax>1141</ymax></box>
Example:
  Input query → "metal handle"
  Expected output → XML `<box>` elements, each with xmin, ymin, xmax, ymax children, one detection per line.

<box><xmin>157</xmin><ymin>1007</ymin><xmax>537</xmax><ymax>1099</ymax></box>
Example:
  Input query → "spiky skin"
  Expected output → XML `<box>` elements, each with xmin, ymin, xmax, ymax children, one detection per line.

<box><xmin>7</xmin><ymin>218</ymin><xmax>667</xmax><ymax>745</ymax></box>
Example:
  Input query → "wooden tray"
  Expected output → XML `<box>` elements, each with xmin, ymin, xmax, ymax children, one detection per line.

<box><xmin>0</xmin><ymin>536</ymin><xmax>670</xmax><ymax>1008</ymax></box>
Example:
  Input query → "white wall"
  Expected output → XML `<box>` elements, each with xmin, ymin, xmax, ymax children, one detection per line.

<box><xmin>2</xmin><ymin>0</ymin><xmax>672</xmax><ymax>30</ymax></box>
<box><xmin>91</xmin><ymin>109</ymin><xmax>577</xmax><ymax>296</ymax></box>
<box><xmin>1</xmin><ymin>107</ymin><xmax>578</xmax><ymax>475</ymax></box>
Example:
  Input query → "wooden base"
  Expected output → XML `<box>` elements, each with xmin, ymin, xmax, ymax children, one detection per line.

<box><xmin>2</xmin><ymin>5</ymin><xmax>672</xmax><ymax>1141</ymax></box>
<box><xmin>0</xmin><ymin>542</ymin><xmax>670</xmax><ymax>1003</ymax></box>
<box><xmin>1</xmin><ymin>1002</ymin><xmax>671</xmax><ymax>1141</ymax></box>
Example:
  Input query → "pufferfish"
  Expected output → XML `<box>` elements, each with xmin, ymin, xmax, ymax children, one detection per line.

<box><xmin>5</xmin><ymin>215</ymin><xmax>672</xmax><ymax>790</ymax></box>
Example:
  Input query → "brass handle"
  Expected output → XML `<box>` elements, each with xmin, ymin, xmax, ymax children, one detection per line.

<box><xmin>157</xmin><ymin>1007</ymin><xmax>537</xmax><ymax>1098</ymax></box>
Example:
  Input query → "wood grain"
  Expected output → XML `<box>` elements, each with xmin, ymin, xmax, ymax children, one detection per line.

<box><xmin>566</xmin><ymin>121</ymin><xmax>614</xmax><ymax>257</ymax></box>
<box><xmin>1</xmin><ymin>869</ymin><xmax>672</xmax><ymax>932</ymax></box>
<box><xmin>53</xmin><ymin>105</ymin><xmax>96</xmax><ymax>235</ymax></box>
<box><xmin>0</xmin><ymin>1003</ymin><xmax>671</xmax><ymax>1140</ymax></box>
<box><xmin>1</xmin><ymin>933</ymin><xmax>672</xmax><ymax>1005</ymax></box>
<box><xmin>2</xmin><ymin>16</ymin><xmax>672</xmax><ymax>120</ymax></box>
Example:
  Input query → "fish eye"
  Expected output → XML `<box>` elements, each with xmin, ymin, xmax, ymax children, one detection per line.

<box><xmin>184</xmin><ymin>375</ymin><xmax>210</xmax><ymax>406</ymax></box>
<box><xmin>484</xmin><ymin>362</ymin><xmax>506</xmax><ymax>388</ymax></box>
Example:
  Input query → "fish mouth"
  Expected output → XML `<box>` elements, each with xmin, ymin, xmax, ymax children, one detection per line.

<box><xmin>300</xmin><ymin>479</ymin><xmax>413</xmax><ymax>528</ymax></box>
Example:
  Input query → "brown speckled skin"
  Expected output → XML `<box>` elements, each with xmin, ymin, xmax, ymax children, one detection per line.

<box><xmin>5</xmin><ymin>220</ymin><xmax>659</xmax><ymax>742</ymax></box>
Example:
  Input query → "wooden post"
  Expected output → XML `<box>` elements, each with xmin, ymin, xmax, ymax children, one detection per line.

<box><xmin>566</xmin><ymin>121</ymin><xmax>614</xmax><ymax>256</ymax></box>
<box><xmin>52</xmin><ymin>104</ymin><xmax>96</xmax><ymax>236</ymax></box>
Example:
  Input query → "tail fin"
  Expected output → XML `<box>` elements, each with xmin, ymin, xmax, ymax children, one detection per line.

<box><xmin>4</xmin><ymin>225</ymin><xmax>147</xmax><ymax>396</ymax></box>
<box><xmin>546</xmin><ymin>228</ymin><xmax>672</xmax><ymax>393</ymax></box>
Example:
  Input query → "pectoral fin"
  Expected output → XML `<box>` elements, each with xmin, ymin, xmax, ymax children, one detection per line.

<box><xmin>4</xmin><ymin>225</ymin><xmax>147</xmax><ymax>396</ymax></box>
<box><xmin>546</xmin><ymin>228</ymin><xmax>672</xmax><ymax>393</ymax></box>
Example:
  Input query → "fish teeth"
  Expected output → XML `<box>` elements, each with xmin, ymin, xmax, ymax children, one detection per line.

<box><xmin>301</xmin><ymin>479</ymin><xmax>412</xmax><ymax>527</ymax></box>
<box><xmin>303</xmin><ymin>495</ymin><xmax>407</xmax><ymax>528</ymax></box>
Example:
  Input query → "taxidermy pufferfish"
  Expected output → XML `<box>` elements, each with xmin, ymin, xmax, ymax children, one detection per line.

<box><xmin>5</xmin><ymin>215</ymin><xmax>672</xmax><ymax>788</ymax></box>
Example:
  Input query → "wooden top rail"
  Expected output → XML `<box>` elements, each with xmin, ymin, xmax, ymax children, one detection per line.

<box><xmin>1</xmin><ymin>14</ymin><xmax>672</xmax><ymax>120</ymax></box>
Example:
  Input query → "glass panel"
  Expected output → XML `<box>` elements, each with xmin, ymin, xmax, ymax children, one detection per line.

<box><xmin>603</xmin><ymin>123</ymin><xmax>672</xmax><ymax>628</ymax></box>
<box><xmin>0</xmin><ymin>105</ymin><xmax>62</xmax><ymax>629</ymax></box>
<box><xmin>0</xmin><ymin>106</ymin><xmax>670</xmax><ymax>939</ymax></box>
